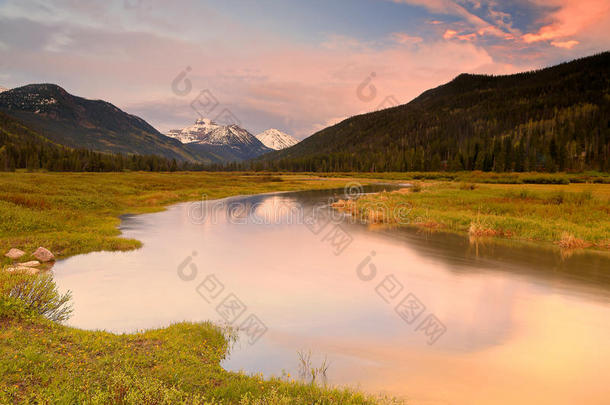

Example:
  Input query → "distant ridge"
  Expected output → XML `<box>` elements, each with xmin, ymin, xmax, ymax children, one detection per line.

<box><xmin>261</xmin><ymin>52</ymin><xmax>610</xmax><ymax>172</ymax></box>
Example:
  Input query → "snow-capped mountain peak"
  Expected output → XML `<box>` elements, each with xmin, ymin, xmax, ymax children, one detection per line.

<box><xmin>166</xmin><ymin>118</ymin><xmax>263</xmax><ymax>146</ymax></box>
<box><xmin>255</xmin><ymin>128</ymin><xmax>299</xmax><ymax>150</ymax></box>
<box><xmin>202</xmin><ymin>125</ymin><xmax>259</xmax><ymax>147</ymax></box>
<box><xmin>165</xmin><ymin>118</ymin><xmax>272</xmax><ymax>161</ymax></box>
<box><xmin>166</xmin><ymin>118</ymin><xmax>221</xmax><ymax>143</ymax></box>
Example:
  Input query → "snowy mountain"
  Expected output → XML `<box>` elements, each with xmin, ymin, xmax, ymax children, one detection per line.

<box><xmin>166</xmin><ymin>118</ymin><xmax>220</xmax><ymax>143</ymax></box>
<box><xmin>255</xmin><ymin>128</ymin><xmax>299</xmax><ymax>150</ymax></box>
<box><xmin>166</xmin><ymin>118</ymin><xmax>272</xmax><ymax>161</ymax></box>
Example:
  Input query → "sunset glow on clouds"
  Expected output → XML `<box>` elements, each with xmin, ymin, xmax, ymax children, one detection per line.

<box><xmin>0</xmin><ymin>0</ymin><xmax>608</xmax><ymax>138</ymax></box>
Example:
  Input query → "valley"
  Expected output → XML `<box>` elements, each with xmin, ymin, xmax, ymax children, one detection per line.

<box><xmin>1</xmin><ymin>3</ymin><xmax>609</xmax><ymax>402</ymax></box>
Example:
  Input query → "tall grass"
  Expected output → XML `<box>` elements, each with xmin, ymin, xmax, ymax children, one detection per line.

<box><xmin>297</xmin><ymin>350</ymin><xmax>330</xmax><ymax>385</ymax></box>
<box><xmin>349</xmin><ymin>182</ymin><xmax>610</xmax><ymax>250</ymax></box>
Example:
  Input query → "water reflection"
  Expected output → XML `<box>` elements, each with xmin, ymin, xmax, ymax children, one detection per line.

<box><xmin>53</xmin><ymin>187</ymin><xmax>610</xmax><ymax>405</ymax></box>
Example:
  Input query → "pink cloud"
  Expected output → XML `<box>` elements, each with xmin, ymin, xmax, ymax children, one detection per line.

<box><xmin>443</xmin><ymin>29</ymin><xmax>479</xmax><ymax>42</ymax></box>
<box><xmin>443</xmin><ymin>29</ymin><xmax>457</xmax><ymax>39</ymax></box>
<box><xmin>550</xmin><ymin>40</ymin><xmax>580</xmax><ymax>49</ymax></box>
<box><xmin>226</xmin><ymin>37</ymin><xmax>503</xmax><ymax>137</ymax></box>
<box><xmin>392</xmin><ymin>0</ymin><xmax>517</xmax><ymax>39</ymax></box>
<box><xmin>522</xmin><ymin>0</ymin><xmax>610</xmax><ymax>44</ymax></box>
<box><xmin>390</xmin><ymin>0</ymin><xmax>608</xmax><ymax>68</ymax></box>
<box><xmin>458</xmin><ymin>33</ymin><xmax>478</xmax><ymax>41</ymax></box>
<box><xmin>391</xmin><ymin>32</ymin><xmax>424</xmax><ymax>44</ymax></box>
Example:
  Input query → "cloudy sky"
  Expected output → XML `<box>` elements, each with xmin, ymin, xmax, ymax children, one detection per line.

<box><xmin>1</xmin><ymin>0</ymin><xmax>608</xmax><ymax>138</ymax></box>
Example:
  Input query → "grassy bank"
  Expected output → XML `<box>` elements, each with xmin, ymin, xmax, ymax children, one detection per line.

<box><xmin>338</xmin><ymin>181</ymin><xmax>610</xmax><ymax>250</ymax></box>
<box><xmin>0</xmin><ymin>171</ymin><xmax>359</xmax><ymax>266</ymax></box>
<box><xmin>0</xmin><ymin>171</ymin><xmax>398</xmax><ymax>404</ymax></box>
<box><xmin>318</xmin><ymin>170</ymin><xmax>610</xmax><ymax>184</ymax></box>
<box><xmin>0</xmin><ymin>275</ymin><xmax>389</xmax><ymax>405</ymax></box>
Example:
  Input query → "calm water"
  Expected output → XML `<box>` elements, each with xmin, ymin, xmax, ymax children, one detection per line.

<box><xmin>53</xmin><ymin>187</ymin><xmax>610</xmax><ymax>405</ymax></box>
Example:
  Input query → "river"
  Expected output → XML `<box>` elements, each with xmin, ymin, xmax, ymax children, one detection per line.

<box><xmin>53</xmin><ymin>186</ymin><xmax>610</xmax><ymax>405</ymax></box>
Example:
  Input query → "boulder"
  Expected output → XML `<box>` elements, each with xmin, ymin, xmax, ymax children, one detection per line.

<box><xmin>19</xmin><ymin>261</ymin><xmax>41</xmax><ymax>267</ymax></box>
<box><xmin>33</xmin><ymin>247</ymin><xmax>55</xmax><ymax>262</ymax></box>
<box><xmin>5</xmin><ymin>248</ymin><xmax>25</xmax><ymax>260</ymax></box>
<box><xmin>6</xmin><ymin>266</ymin><xmax>39</xmax><ymax>275</ymax></box>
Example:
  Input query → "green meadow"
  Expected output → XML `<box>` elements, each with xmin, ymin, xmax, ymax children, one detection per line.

<box><xmin>343</xmin><ymin>180</ymin><xmax>610</xmax><ymax>250</ymax></box>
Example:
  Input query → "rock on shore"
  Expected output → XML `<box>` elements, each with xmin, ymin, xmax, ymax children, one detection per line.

<box><xmin>33</xmin><ymin>247</ymin><xmax>55</xmax><ymax>262</ymax></box>
<box><xmin>5</xmin><ymin>248</ymin><xmax>25</xmax><ymax>260</ymax></box>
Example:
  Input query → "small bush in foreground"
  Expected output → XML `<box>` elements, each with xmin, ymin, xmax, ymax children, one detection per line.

<box><xmin>0</xmin><ymin>272</ymin><xmax>72</xmax><ymax>322</ymax></box>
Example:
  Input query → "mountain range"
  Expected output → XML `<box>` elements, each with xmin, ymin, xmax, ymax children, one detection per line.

<box><xmin>1</xmin><ymin>52</ymin><xmax>608</xmax><ymax>173</ymax></box>
<box><xmin>262</xmin><ymin>52</ymin><xmax>610</xmax><ymax>173</ymax></box>
<box><xmin>0</xmin><ymin>85</ymin><xmax>293</xmax><ymax>164</ymax></box>
<box><xmin>165</xmin><ymin>119</ymin><xmax>271</xmax><ymax>161</ymax></box>
<box><xmin>165</xmin><ymin>119</ymin><xmax>298</xmax><ymax>161</ymax></box>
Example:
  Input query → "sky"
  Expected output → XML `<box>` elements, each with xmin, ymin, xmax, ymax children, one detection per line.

<box><xmin>0</xmin><ymin>0</ymin><xmax>609</xmax><ymax>138</ymax></box>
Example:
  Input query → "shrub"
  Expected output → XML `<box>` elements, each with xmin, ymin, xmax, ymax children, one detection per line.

<box><xmin>547</xmin><ymin>191</ymin><xmax>565</xmax><ymax>205</ymax></box>
<box><xmin>459</xmin><ymin>182</ymin><xmax>477</xmax><ymax>190</ymax></box>
<box><xmin>522</xmin><ymin>175</ymin><xmax>570</xmax><ymax>185</ymax></box>
<box><xmin>1</xmin><ymin>272</ymin><xmax>72</xmax><ymax>322</ymax></box>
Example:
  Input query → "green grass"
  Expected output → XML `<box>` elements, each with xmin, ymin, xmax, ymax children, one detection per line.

<box><xmin>0</xmin><ymin>304</ymin><xmax>385</xmax><ymax>404</ymax></box>
<box><xmin>317</xmin><ymin>170</ymin><xmax>610</xmax><ymax>184</ymax></box>
<box><xmin>0</xmin><ymin>171</ymin><xmax>399</xmax><ymax>404</ymax></box>
<box><xmin>346</xmin><ymin>181</ymin><xmax>610</xmax><ymax>250</ymax></box>
<box><xmin>0</xmin><ymin>171</ymin><xmax>363</xmax><ymax>266</ymax></box>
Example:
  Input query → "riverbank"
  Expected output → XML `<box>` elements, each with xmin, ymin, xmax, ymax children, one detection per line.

<box><xmin>0</xmin><ymin>171</ymin><xmax>362</xmax><ymax>265</ymax></box>
<box><xmin>337</xmin><ymin>181</ymin><xmax>610</xmax><ymax>251</ymax></box>
<box><xmin>0</xmin><ymin>171</ymin><xmax>401</xmax><ymax>404</ymax></box>
<box><xmin>319</xmin><ymin>170</ymin><xmax>610</xmax><ymax>185</ymax></box>
<box><xmin>0</xmin><ymin>310</ymin><xmax>388</xmax><ymax>404</ymax></box>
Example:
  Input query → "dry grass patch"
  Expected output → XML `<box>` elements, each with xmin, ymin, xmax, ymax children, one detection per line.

<box><xmin>366</xmin><ymin>208</ymin><xmax>387</xmax><ymax>224</ymax></box>
<box><xmin>468</xmin><ymin>222</ymin><xmax>500</xmax><ymax>237</ymax></box>
<box><xmin>596</xmin><ymin>240</ymin><xmax>610</xmax><ymax>249</ymax></box>
<box><xmin>415</xmin><ymin>220</ymin><xmax>443</xmax><ymax>230</ymax></box>
<box><xmin>557</xmin><ymin>232</ymin><xmax>591</xmax><ymax>249</ymax></box>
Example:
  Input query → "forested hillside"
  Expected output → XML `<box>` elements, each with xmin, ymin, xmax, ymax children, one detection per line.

<box><xmin>0</xmin><ymin>113</ymin><xmax>201</xmax><ymax>172</ymax></box>
<box><xmin>0</xmin><ymin>84</ymin><xmax>216</xmax><ymax>164</ymax></box>
<box><xmin>258</xmin><ymin>52</ymin><xmax>610</xmax><ymax>172</ymax></box>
